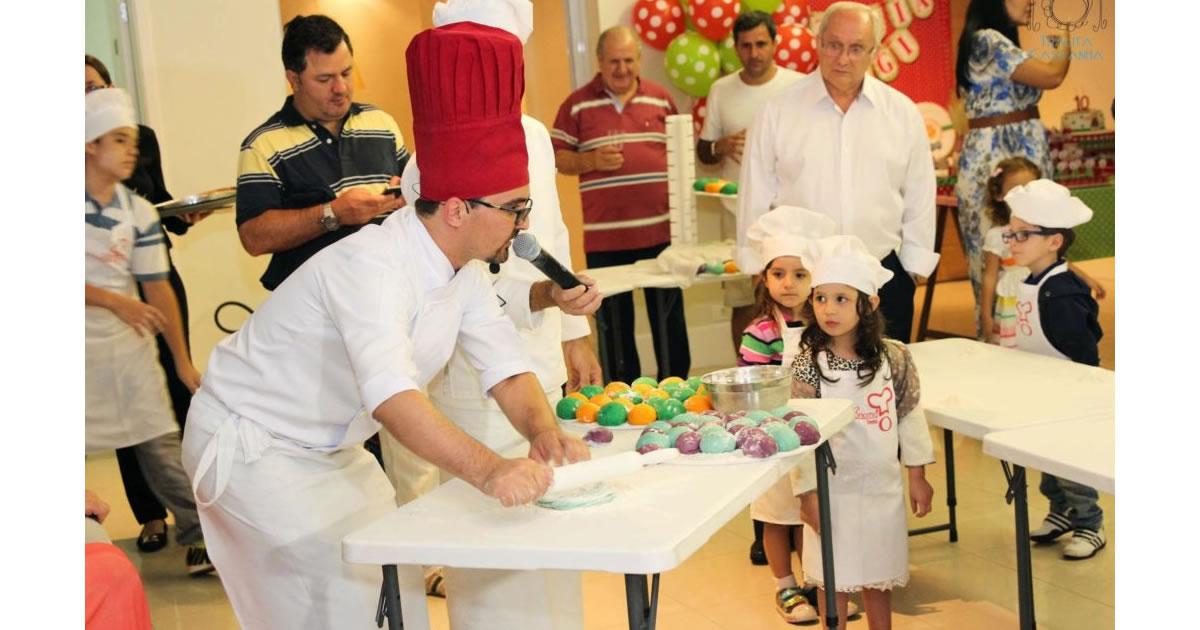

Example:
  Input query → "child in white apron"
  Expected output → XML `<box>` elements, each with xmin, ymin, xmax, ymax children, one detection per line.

<box><xmin>789</xmin><ymin>235</ymin><xmax>936</xmax><ymax>629</ymax></box>
<box><xmin>738</xmin><ymin>207</ymin><xmax>859</xmax><ymax>623</ymax></box>
<box><xmin>1003</xmin><ymin>179</ymin><xmax>1106</xmax><ymax>559</ymax></box>
<box><xmin>84</xmin><ymin>88</ymin><xmax>211</xmax><ymax>575</ymax></box>
<box><xmin>980</xmin><ymin>158</ymin><xmax>1106</xmax><ymax>345</ymax></box>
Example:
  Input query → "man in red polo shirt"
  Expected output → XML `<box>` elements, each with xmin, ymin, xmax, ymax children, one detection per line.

<box><xmin>552</xmin><ymin>25</ymin><xmax>690</xmax><ymax>383</ymax></box>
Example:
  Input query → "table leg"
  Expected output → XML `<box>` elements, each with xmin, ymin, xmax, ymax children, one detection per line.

<box><xmin>815</xmin><ymin>443</ymin><xmax>839</xmax><ymax>630</ymax></box>
<box><xmin>1003</xmin><ymin>462</ymin><xmax>1037</xmax><ymax>630</ymax></box>
<box><xmin>651</xmin><ymin>289</ymin><xmax>672</xmax><ymax>379</ymax></box>
<box><xmin>916</xmin><ymin>205</ymin><xmax>948</xmax><ymax>342</ymax></box>
<box><xmin>623</xmin><ymin>573</ymin><xmax>660</xmax><ymax>630</ymax></box>
<box><xmin>379</xmin><ymin>565</ymin><xmax>403</xmax><ymax>630</ymax></box>
<box><xmin>907</xmin><ymin>428</ymin><xmax>959</xmax><ymax>542</ymax></box>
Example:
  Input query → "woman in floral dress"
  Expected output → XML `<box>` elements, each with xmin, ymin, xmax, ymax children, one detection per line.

<box><xmin>955</xmin><ymin>0</ymin><xmax>1072</xmax><ymax>336</ymax></box>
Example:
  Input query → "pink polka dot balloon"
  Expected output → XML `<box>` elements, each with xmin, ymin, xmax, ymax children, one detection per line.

<box><xmin>772</xmin><ymin>0</ymin><xmax>811</xmax><ymax>28</ymax></box>
<box><xmin>689</xmin><ymin>0</ymin><xmax>741</xmax><ymax>43</ymax></box>
<box><xmin>692</xmin><ymin>96</ymin><xmax>708</xmax><ymax>138</ymax></box>
<box><xmin>632</xmin><ymin>0</ymin><xmax>687</xmax><ymax>52</ymax></box>
<box><xmin>774</xmin><ymin>23</ymin><xmax>818</xmax><ymax>73</ymax></box>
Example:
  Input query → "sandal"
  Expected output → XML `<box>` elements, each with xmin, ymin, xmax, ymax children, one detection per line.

<box><xmin>424</xmin><ymin>568</ymin><xmax>446</xmax><ymax>598</ymax></box>
<box><xmin>137</xmin><ymin>520</ymin><xmax>168</xmax><ymax>553</ymax></box>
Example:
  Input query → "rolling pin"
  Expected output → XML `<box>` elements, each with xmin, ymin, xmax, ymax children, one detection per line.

<box><xmin>546</xmin><ymin>448</ymin><xmax>679</xmax><ymax>495</ymax></box>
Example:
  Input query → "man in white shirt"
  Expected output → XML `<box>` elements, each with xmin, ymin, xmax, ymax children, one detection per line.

<box><xmin>698</xmin><ymin>9</ymin><xmax>804</xmax><ymax>349</ymax></box>
<box><xmin>180</xmin><ymin>22</ymin><xmax>589</xmax><ymax>629</ymax></box>
<box><xmin>738</xmin><ymin>2</ymin><xmax>939</xmax><ymax>342</ymax></box>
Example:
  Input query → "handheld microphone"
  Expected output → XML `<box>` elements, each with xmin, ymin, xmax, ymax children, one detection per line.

<box><xmin>512</xmin><ymin>233</ymin><xmax>582</xmax><ymax>289</ymax></box>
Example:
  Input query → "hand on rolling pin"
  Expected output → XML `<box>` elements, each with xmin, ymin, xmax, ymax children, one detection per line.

<box><xmin>481</xmin><ymin>458</ymin><xmax>553</xmax><ymax>506</ymax></box>
<box><xmin>529</xmin><ymin>429</ymin><xmax>591</xmax><ymax>467</ymax></box>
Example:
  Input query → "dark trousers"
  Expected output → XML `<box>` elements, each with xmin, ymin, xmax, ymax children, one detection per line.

<box><xmin>117</xmin><ymin>261</ymin><xmax>192</xmax><ymax>524</ymax></box>
<box><xmin>878</xmin><ymin>251</ymin><xmax>917</xmax><ymax>343</ymax></box>
<box><xmin>586</xmin><ymin>243</ymin><xmax>691</xmax><ymax>383</ymax></box>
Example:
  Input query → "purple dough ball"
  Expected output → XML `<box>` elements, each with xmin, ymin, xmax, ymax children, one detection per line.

<box><xmin>727</xmin><ymin>423</ymin><xmax>748</xmax><ymax>436</ymax></box>
<box><xmin>794</xmin><ymin>422</ymin><xmax>821</xmax><ymax>446</ymax></box>
<box><xmin>675</xmin><ymin>431</ymin><xmax>702</xmax><ymax>454</ymax></box>
<box><xmin>584</xmin><ymin>428</ymin><xmax>614</xmax><ymax>444</ymax></box>
<box><xmin>736</xmin><ymin>427</ymin><xmax>768</xmax><ymax>449</ymax></box>
<box><xmin>782</xmin><ymin>410</ymin><xmax>813</xmax><ymax>422</ymax></box>
<box><xmin>741</xmin><ymin>432</ymin><xmax>779</xmax><ymax>458</ymax></box>
<box><xmin>726</xmin><ymin>410</ymin><xmax>749</xmax><ymax>419</ymax></box>
<box><xmin>637</xmin><ymin>443</ymin><xmax>662</xmax><ymax>454</ymax></box>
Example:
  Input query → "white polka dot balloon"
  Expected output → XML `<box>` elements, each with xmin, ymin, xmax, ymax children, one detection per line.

<box><xmin>632</xmin><ymin>0</ymin><xmax>687</xmax><ymax>52</ymax></box>
<box><xmin>689</xmin><ymin>0</ymin><xmax>741</xmax><ymax>43</ymax></box>
<box><xmin>772</xmin><ymin>0</ymin><xmax>811</xmax><ymax>28</ymax></box>
<box><xmin>774</xmin><ymin>23</ymin><xmax>817</xmax><ymax>73</ymax></box>
<box><xmin>665</xmin><ymin>30</ymin><xmax>723</xmax><ymax>97</ymax></box>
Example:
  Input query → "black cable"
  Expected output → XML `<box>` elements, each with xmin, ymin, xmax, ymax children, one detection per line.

<box><xmin>214</xmin><ymin>300</ymin><xmax>254</xmax><ymax>334</ymax></box>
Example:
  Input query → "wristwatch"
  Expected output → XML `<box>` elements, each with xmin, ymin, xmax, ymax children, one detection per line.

<box><xmin>320</xmin><ymin>202</ymin><xmax>340</xmax><ymax>232</ymax></box>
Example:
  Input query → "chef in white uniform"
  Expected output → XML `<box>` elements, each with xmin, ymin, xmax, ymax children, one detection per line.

<box><xmin>787</xmin><ymin>235</ymin><xmax>936</xmax><ymax>626</ymax></box>
<box><xmin>180</xmin><ymin>21</ymin><xmax>588</xmax><ymax>630</ymax></box>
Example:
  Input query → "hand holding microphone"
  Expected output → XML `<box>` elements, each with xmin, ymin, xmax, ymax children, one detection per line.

<box><xmin>513</xmin><ymin>233</ymin><xmax>602</xmax><ymax>316</ymax></box>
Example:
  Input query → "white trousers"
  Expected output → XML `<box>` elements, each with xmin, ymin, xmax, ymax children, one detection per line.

<box><xmin>182</xmin><ymin>392</ymin><xmax>397</xmax><ymax>630</ymax></box>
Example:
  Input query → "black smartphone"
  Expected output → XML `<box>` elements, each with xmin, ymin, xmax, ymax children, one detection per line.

<box><xmin>383</xmin><ymin>186</ymin><xmax>405</xmax><ymax>198</ymax></box>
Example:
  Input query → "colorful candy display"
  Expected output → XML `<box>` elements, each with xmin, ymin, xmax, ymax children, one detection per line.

<box><xmin>558</xmin><ymin>377</ymin><xmax>713</xmax><ymax>428</ymax></box>
<box><xmin>636</xmin><ymin>407</ymin><xmax>822</xmax><ymax>459</ymax></box>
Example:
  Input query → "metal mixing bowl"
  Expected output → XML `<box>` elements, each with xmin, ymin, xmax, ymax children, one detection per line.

<box><xmin>700</xmin><ymin>365</ymin><xmax>791</xmax><ymax>413</ymax></box>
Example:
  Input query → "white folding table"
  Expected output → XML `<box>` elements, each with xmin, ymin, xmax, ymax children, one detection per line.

<box><xmin>906</xmin><ymin>338</ymin><xmax>1114</xmax><ymax>542</ymax></box>
<box><xmin>343</xmin><ymin>399</ymin><xmax>853</xmax><ymax>630</ymax></box>
<box><xmin>983</xmin><ymin>413</ymin><xmax>1115</xmax><ymax>630</ymax></box>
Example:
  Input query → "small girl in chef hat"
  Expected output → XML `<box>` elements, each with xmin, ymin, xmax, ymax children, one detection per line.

<box><xmin>737</xmin><ymin>206</ymin><xmax>843</xmax><ymax>625</ymax></box>
<box><xmin>788</xmin><ymin>235</ymin><xmax>936</xmax><ymax>629</ymax></box>
<box><xmin>1003</xmin><ymin>178</ymin><xmax>1106</xmax><ymax>560</ymax></box>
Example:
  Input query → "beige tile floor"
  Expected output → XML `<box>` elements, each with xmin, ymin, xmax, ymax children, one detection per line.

<box><xmin>85</xmin><ymin>258</ymin><xmax>1115</xmax><ymax>629</ymax></box>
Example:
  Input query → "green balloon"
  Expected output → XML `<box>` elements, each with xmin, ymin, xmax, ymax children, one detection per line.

<box><xmin>742</xmin><ymin>0</ymin><xmax>782</xmax><ymax>12</ymax></box>
<box><xmin>665</xmin><ymin>31</ymin><xmax>722</xmax><ymax>98</ymax></box>
<box><xmin>718</xmin><ymin>35</ymin><xmax>742</xmax><ymax>75</ymax></box>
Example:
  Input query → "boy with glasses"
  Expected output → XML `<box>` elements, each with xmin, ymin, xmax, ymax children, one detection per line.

<box><xmin>1004</xmin><ymin>179</ymin><xmax>1106</xmax><ymax>559</ymax></box>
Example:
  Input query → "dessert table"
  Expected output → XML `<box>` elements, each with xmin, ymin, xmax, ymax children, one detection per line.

<box><xmin>343</xmin><ymin>398</ymin><xmax>854</xmax><ymax>630</ymax></box>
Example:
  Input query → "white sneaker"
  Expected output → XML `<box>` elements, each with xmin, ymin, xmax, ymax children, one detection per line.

<box><xmin>1030</xmin><ymin>511</ymin><xmax>1074</xmax><ymax>543</ymax></box>
<box><xmin>1062</xmin><ymin>527</ymin><xmax>1106</xmax><ymax>560</ymax></box>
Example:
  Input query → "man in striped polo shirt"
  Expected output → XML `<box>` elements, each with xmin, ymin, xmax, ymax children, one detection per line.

<box><xmin>551</xmin><ymin>25</ymin><xmax>690</xmax><ymax>383</ymax></box>
<box><xmin>236</xmin><ymin>15</ymin><xmax>410</xmax><ymax>291</ymax></box>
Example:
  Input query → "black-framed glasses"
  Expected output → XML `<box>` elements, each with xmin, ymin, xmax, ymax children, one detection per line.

<box><xmin>468</xmin><ymin>197</ymin><xmax>533</xmax><ymax>225</ymax></box>
<box><xmin>1001</xmin><ymin>229</ymin><xmax>1052</xmax><ymax>244</ymax></box>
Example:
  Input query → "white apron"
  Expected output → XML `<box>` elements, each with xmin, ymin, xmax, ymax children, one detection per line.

<box><xmin>752</xmin><ymin>322</ymin><xmax>806</xmax><ymax>524</ymax></box>
<box><xmin>1014</xmin><ymin>264</ymin><xmax>1071</xmax><ymax>360</ymax></box>
<box><xmin>85</xmin><ymin>185</ymin><xmax>176</xmax><ymax>452</ymax></box>
<box><xmin>801</xmin><ymin>352</ymin><xmax>909</xmax><ymax>591</ymax></box>
<box><xmin>181</xmin><ymin>287</ymin><xmax>469</xmax><ymax>630</ymax></box>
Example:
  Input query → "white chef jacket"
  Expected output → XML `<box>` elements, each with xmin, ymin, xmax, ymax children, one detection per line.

<box><xmin>736</xmin><ymin>72</ymin><xmax>939</xmax><ymax>276</ymax></box>
<box><xmin>200</xmin><ymin>209</ymin><xmax>536</xmax><ymax>450</ymax></box>
<box><xmin>429</xmin><ymin>115</ymin><xmax>590</xmax><ymax>405</ymax></box>
<box><xmin>699</xmin><ymin>67</ymin><xmax>804</xmax><ymax>213</ymax></box>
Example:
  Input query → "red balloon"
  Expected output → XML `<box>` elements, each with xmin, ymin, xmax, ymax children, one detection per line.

<box><xmin>632</xmin><ymin>0</ymin><xmax>687</xmax><ymax>51</ymax></box>
<box><xmin>774</xmin><ymin>24</ymin><xmax>818</xmax><ymax>73</ymax></box>
<box><xmin>772</xmin><ymin>0</ymin><xmax>811</xmax><ymax>28</ymax></box>
<box><xmin>689</xmin><ymin>0</ymin><xmax>741</xmax><ymax>43</ymax></box>
<box><xmin>692</xmin><ymin>96</ymin><xmax>708</xmax><ymax>139</ymax></box>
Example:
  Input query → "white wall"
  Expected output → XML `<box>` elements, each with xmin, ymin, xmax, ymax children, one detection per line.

<box><xmin>127</xmin><ymin>0</ymin><xmax>286</xmax><ymax>369</ymax></box>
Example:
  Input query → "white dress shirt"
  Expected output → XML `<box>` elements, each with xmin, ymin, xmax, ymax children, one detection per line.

<box><xmin>201</xmin><ymin>209</ymin><xmax>535</xmax><ymax>450</ymax></box>
<box><xmin>737</xmin><ymin>72</ymin><xmax>939</xmax><ymax>277</ymax></box>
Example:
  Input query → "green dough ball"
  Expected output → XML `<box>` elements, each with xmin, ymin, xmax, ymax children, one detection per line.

<box><xmin>672</xmin><ymin>387</ymin><xmax>696</xmax><ymax>402</ymax></box>
<box><xmin>693</xmin><ymin>179</ymin><xmax>707</xmax><ymax>191</ymax></box>
<box><xmin>555</xmin><ymin>397</ymin><xmax>583</xmax><ymax>420</ymax></box>
<box><xmin>597</xmin><ymin>401</ymin><xmax>629</xmax><ymax>427</ymax></box>
<box><xmin>660</xmin><ymin>398</ymin><xmax>686</xmax><ymax>420</ymax></box>
<box><xmin>700</xmin><ymin>430</ymin><xmax>737</xmax><ymax>453</ymax></box>
<box><xmin>705</xmin><ymin>261</ymin><xmax>726</xmax><ymax>274</ymax></box>
<box><xmin>667</xmin><ymin>425</ymin><xmax>692</xmax><ymax>446</ymax></box>
<box><xmin>720</xmin><ymin>182</ymin><xmax>738</xmax><ymax>195</ymax></box>
<box><xmin>765</xmin><ymin>424</ymin><xmax>801</xmax><ymax>451</ymax></box>
<box><xmin>687</xmin><ymin>376</ymin><xmax>703</xmax><ymax>391</ymax></box>
<box><xmin>646</xmin><ymin>397</ymin><xmax>669</xmax><ymax>417</ymax></box>
<box><xmin>579</xmin><ymin>384</ymin><xmax>605</xmax><ymax>398</ymax></box>
<box><xmin>633</xmin><ymin>376</ymin><xmax>659</xmax><ymax>388</ymax></box>
<box><xmin>636</xmin><ymin>431</ymin><xmax>672</xmax><ymax>451</ymax></box>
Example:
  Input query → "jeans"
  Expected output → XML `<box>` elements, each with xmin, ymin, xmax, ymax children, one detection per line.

<box><xmin>131</xmin><ymin>431</ymin><xmax>204</xmax><ymax>545</ymax></box>
<box><xmin>1040</xmin><ymin>472</ymin><xmax>1103</xmax><ymax>530</ymax></box>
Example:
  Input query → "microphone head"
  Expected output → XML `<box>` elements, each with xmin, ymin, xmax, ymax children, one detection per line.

<box><xmin>512</xmin><ymin>232</ymin><xmax>542</xmax><ymax>261</ymax></box>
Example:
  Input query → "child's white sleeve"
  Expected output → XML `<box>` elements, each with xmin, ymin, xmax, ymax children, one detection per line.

<box><xmin>982</xmin><ymin>226</ymin><xmax>1007</xmax><ymax>258</ymax></box>
<box><xmin>898</xmin><ymin>407</ymin><xmax>936</xmax><ymax>466</ymax></box>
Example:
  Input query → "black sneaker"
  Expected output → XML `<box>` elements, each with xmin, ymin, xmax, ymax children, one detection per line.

<box><xmin>749</xmin><ymin>540</ymin><xmax>767</xmax><ymax>565</ymax></box>
<box><xmin>186</xmin><ymin>542</ymin><xmax>216</xmax><ymax>576</ymax></box>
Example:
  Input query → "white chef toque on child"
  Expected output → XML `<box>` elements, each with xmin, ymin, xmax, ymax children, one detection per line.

<box><xmin>742</xmin><ymin>206</ymin><xmax>837</xmax><ymax>275</ymax></box>
<box><xmin>1003</xmin><ymin>179</ymin><xmax>1094</xmax><ymax>228</ymax></box>
<box><xmin>433</xmin><ymin>0</ymin><xmax>533</xmax><ymax>44</ymax></box>
<box><xmin>805</xmin><ymin>235</ymin><xmax>894</xmax><ymax>296</ymax></box>
<box><xmin>85</xmin><ymin>88</ymin><xmax>137</xmax><ymax>143</ymax></box>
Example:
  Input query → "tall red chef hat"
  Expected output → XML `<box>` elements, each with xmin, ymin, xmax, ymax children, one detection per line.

<box><xmin>405</xmin><ymin>22</ymin><xmax>528</xmax><ymax>201</ymax></box>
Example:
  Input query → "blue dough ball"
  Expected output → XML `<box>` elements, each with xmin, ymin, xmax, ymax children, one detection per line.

<box><xmin>636</xmin><ymin>431</ymin><xmax>672</xmax><ymax>451</ymax></box>
<box><xmin>764</xmin><ymin>424</ymin><xmax>801</xmax><ymax>451</ymax></box>
<box><xmin>648</xmin><ymin>420</ymin><xmax>673</xmax><ymax>433</ymax></box>
<box><xmin>745</xmin><ymin>409</ymin><xmax>773</xmax><ymax>422</ymax></box>
<box><xmin>700</xmin><ymin>430</ymin><xmax>737</xmax><ymax>453</ymax></box>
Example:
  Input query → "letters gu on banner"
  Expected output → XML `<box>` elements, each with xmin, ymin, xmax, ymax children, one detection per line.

<box><xmin>810</xmin><ymin>0</ymin><xmax>954</xmax><ymax>107</ymax></box>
